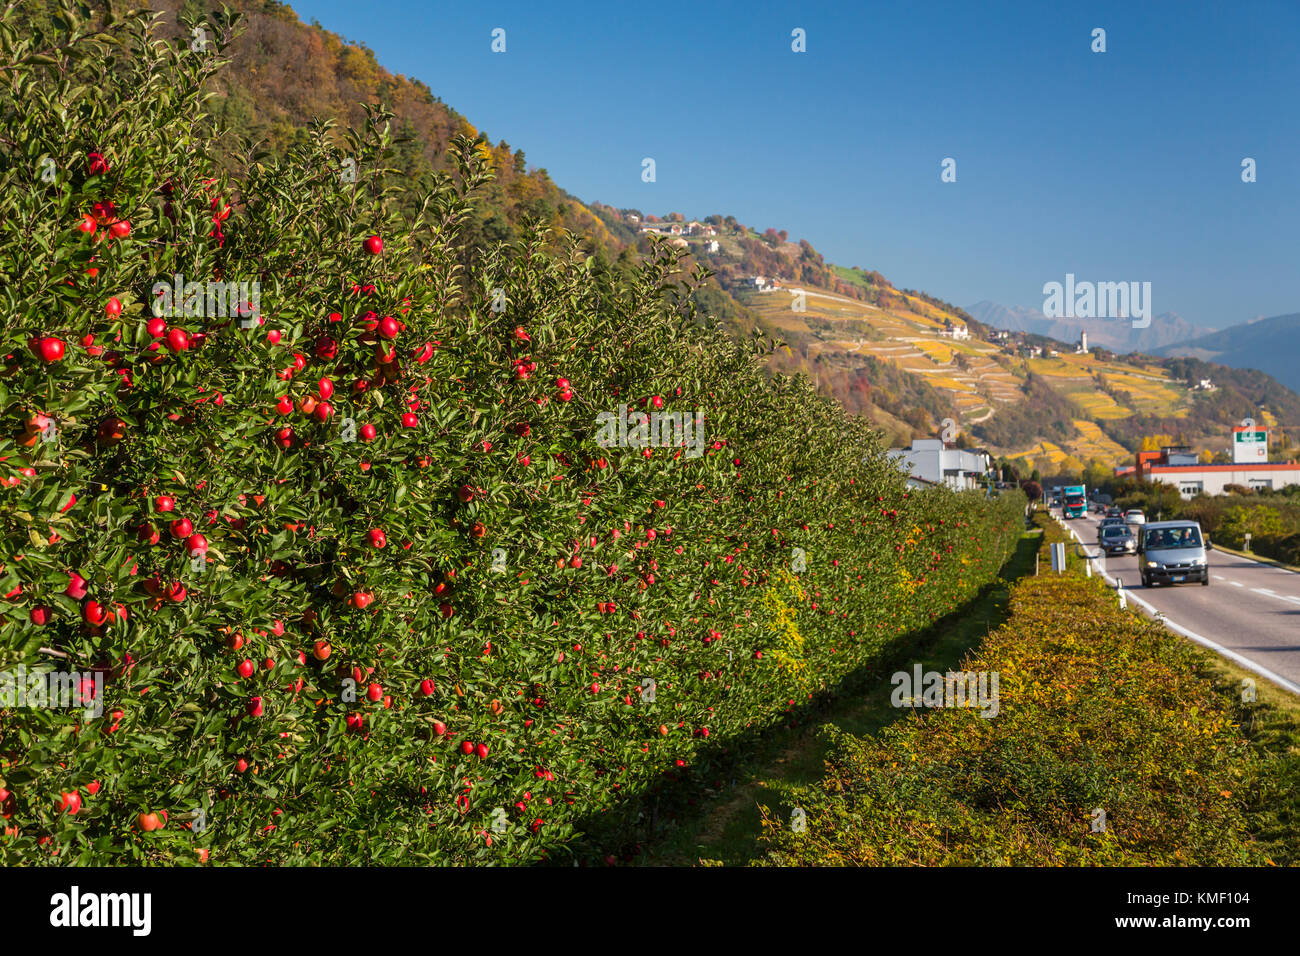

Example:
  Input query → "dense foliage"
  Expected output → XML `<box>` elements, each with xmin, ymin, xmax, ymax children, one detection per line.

<box><xmin>0</xmin><ymin>5</ymin><xmax>1023</xmax><ymax>864</ymax></box>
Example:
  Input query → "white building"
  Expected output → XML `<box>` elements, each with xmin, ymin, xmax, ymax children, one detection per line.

<box><xmin>1077</xmin><ymin>331</ymin><xmax>1089</xmax><ymax>353</ymax></box>
<box><xmin>888</xmin><ymin>439</ymin><xmax>992</xmax><ymax>491</ymax></box>
<box><xmin>702</xmin><ymin>239</ymin><xmax>720</xmax><ymax>254</ymax></box>
<box><xmin>1128</xmin><ymin>434</ymin><xmax>1300</xmax><ymax>497</ymax></box>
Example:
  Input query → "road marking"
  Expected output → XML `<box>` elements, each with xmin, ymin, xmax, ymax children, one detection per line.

<box><xmin>1121</xmin><ymin>588</ymin><xmax>1300</xmax><ymax>698</ymax></box>
<box><xmin>1229</xmin><ymin>580</ymin><xmax>1244</xmax><ymax>587</ymax></box>
<box><xmin>1249</xmin><ymin>587</ymin><xmax>1300</xmax><ymax>607</ymax></box>
<box><xmin>1211</xmin><ymin>545</ymin><xmax>1299</xmax><ymax>576</ymax></box>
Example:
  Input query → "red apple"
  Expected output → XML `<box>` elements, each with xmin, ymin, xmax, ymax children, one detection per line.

<box><xmin>364</xmin><ymin>235</ymin><xmax>383</xmax><ymax>255</ymax></box>
<box><xmin>83</xmin><ymin>600</ymin><xmax>109</xmax><ymax>626</ymax></box>
<box><xmin>38</xmin><ymin>337</ymin><xmax>65</xmax><ymax>362</ymax></box>
<box><xmin>58</xmin><ymin>791</ymin><xmax>82</xmax><ymax>815</ymax></box>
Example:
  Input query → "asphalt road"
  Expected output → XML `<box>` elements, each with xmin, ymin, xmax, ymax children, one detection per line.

<box><xmin>1059</xmin><ymin>510</ymin><xmax>1300</xmax><ymax>696</ymax></box>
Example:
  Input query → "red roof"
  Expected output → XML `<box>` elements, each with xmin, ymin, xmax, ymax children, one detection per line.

<box><xmin>1146</xmin><ymin>461</ymin><xmax>1298</xmax><ymax>472</ymax></box>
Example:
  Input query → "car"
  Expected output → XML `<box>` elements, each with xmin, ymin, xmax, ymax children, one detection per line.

<box><xmin>1138</xmin><ymin>520</ymin><xmax>1209</xmax><ymax>587</ymax></box>
<box><xmin>1099</xmin><ymin>524</ymin><xmax>1137</xmax><ymax>554</ymax></box>
<box><xmin>1123</xmin><ymin>509</ymin><xmax>1146</xmax><ymax>526</ymax></box>
<box><xmin>1097</xmin><ymin>516</ymin><xmax>1126</xmax><ymax>540</ymax></box>
<box><xmin>1106</xmin><ymin>507</ymin><xmax>1122</xmax><ymax>518</ymax></box>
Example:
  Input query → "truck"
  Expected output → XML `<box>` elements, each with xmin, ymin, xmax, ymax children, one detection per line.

<box><xmin>1061</xmin><ymin>484</ymin><xmax>1087</xmax><ymax>519</ymax></box>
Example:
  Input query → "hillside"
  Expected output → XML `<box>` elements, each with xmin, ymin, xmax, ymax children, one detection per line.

<box><xmin>48</xmin><ymin>0</ymin><xmax>1297</xmax><ymax>478</ymax></box>
<box><xmin>1154</xmin><ymin>313</ymin><xmax>1300</xmax><ymax>394</ymax></box>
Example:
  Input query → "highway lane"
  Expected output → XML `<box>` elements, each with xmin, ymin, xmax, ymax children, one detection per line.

<box><xmin>1060</xmin><ymin>510</ymin><xmax>1300</xmax><ymax>695</ymax></box>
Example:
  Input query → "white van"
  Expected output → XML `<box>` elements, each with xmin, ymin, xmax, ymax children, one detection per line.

<box><xmin>1138</xmin><ymin>520</ymin><xmax>1209</xmax><ymax>587</ymax></box>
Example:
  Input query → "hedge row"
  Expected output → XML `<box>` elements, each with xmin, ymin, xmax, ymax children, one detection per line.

<box><xmin>754</xmin><ymin>532</ymin><xmax>1276</xmax><ymax>866</ymax></box>
<box><xmin>0</xmin><ymin>8</ymin><xmax>1025</xmax><ymax>864</ymax></box>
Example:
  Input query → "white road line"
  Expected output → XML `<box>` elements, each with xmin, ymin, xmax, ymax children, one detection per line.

<box><xmin>1249</xmin><ymin>587</ymin><xmax>1300</xmax><ymax>607</ymax></box>
<box><xmin>1211</xmin><ymin>545</ymin><xmax>1299</xmax><ymax>576</ymax></box>
<box><xmin>1229</xmin><ymin>580</ymin><xmax>1245</xmax><ymax>587</ymax></box>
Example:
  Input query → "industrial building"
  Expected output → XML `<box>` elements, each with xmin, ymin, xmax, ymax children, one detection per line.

<box><xmin>1115</xmin><ymin>426</ymin><xmax>1300</xmax><ymax>498</ymax></box>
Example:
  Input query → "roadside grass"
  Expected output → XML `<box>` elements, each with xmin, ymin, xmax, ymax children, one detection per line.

<box><xmin>1183</xmin><ymin>640</ymin><xmax>1300</xmax><ymax>865</ymax></box>
<box><xmin>632</xmin><ymin>514</ymin><xmax>1046</xmax><ymax>866</ymax></box>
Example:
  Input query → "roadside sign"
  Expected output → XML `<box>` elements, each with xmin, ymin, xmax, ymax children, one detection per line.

<box><xmin>1050</xmin><ymin>542</ymin><xmax>1066</xmax><ymax>573</ymax></box>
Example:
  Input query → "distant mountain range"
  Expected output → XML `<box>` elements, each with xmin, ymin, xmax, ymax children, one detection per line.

<box><xmin>966</xmin><ymin>301</ymin><xmax>1209</xmax><ymax>354</ymax></box>
<box><xmin>1153</xmin><ymin>313</ymin><xmax>1300</xmax><ymax>394</ymax></box>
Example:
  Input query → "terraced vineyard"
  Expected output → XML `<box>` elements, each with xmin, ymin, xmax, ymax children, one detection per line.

<box><xmin>732</xmin><ymin>281</ymin><xmax>1197</xmax><ymax>467</ymax></box>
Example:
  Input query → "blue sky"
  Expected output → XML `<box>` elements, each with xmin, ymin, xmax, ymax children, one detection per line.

<box><xmin>289</xmin><ymin>0</ymin><xmax>1300</xmax><ymax>331</ymax></box>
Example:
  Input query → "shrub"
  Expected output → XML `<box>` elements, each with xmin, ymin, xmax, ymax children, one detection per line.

<box><xmin>754</xmin><ymin>571</ymin><xmax>1271</xmax><ymax>866</ymax></box>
